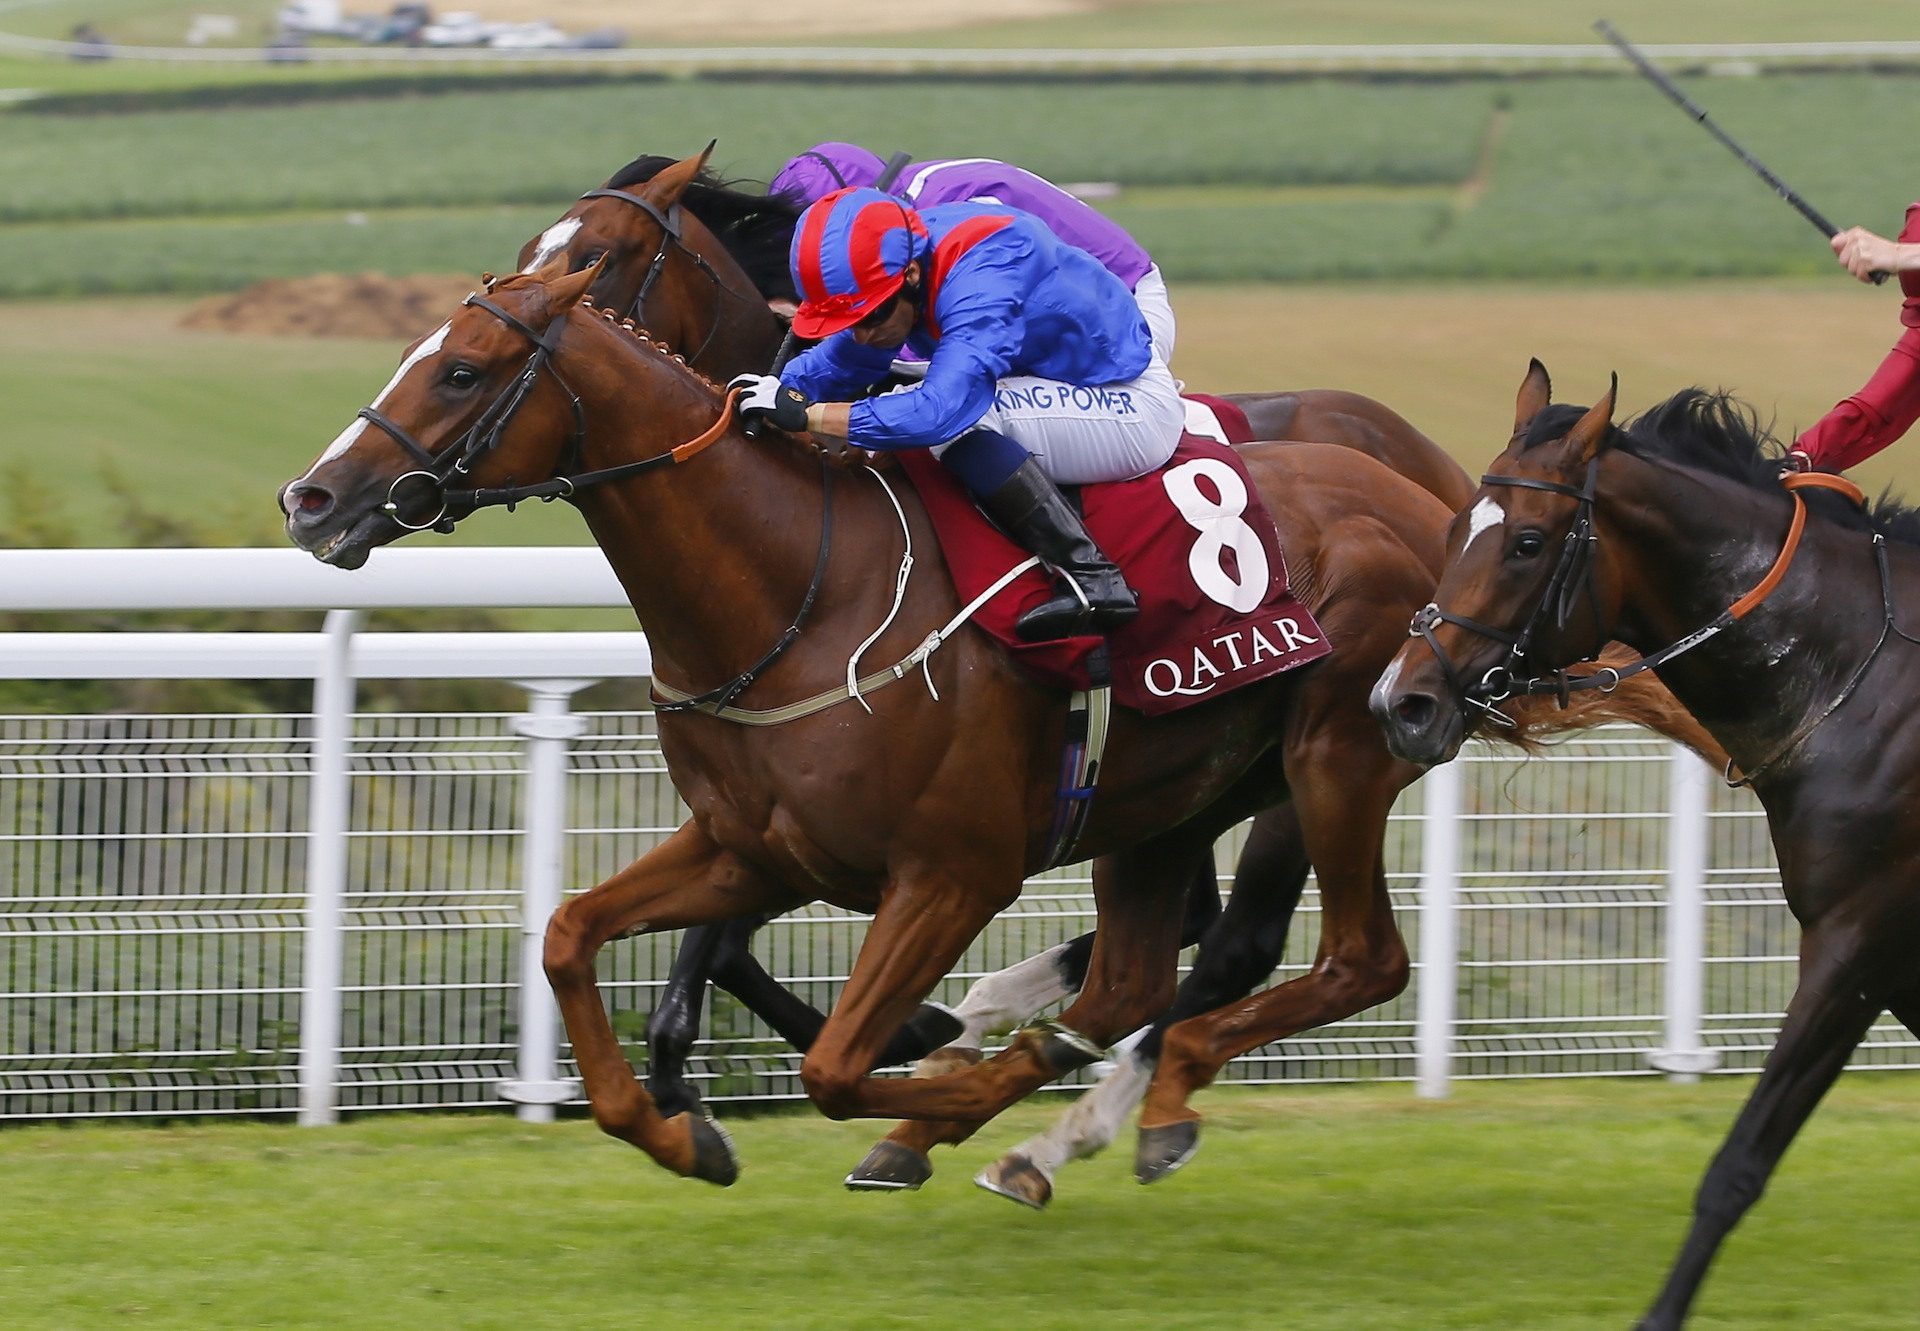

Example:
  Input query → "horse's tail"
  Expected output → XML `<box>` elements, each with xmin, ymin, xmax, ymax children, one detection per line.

<box><xmin>1493</xmin><ymin>643</ymin><xmax>1727</xmax><ymax>768</ymax></box>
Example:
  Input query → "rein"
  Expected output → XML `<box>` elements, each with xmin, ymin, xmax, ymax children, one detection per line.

<box><xmin>1412</xmin><ymin>464</ymin><xmax>1866</xmax><ymax>738</ymax></box>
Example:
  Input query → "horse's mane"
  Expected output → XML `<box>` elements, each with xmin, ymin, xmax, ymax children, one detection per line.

<box><xmin>1521</xmin><ymin>387</ymin><xmax>1920</xmax><ymax>544</ymax></box>
<box><xmin>606</xmin><ymin>154</ymin><xmax>802</xmax><ymax>301</ymax></box>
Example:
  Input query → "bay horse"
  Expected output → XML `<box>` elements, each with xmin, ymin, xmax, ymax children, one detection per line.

<box><xmin>280</xmin><ymin>261</ymin><xmax>1480</xmax><ymax>1187</ymax></box>
<box><xmin>504</xmin><ymin>150</ymin><xmax>1722</xmax><ymax>1203</ymax></box>
<box><xmin>1373</xmin><ymin>361</ymin><xmax>1920</xmax><ymax>1330</ymax></box>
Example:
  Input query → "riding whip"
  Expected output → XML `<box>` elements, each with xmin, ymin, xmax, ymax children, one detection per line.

<box><xmin>1594</xmin><ymin>20</ymin><xmax>1887</xmax><ymax>283</ymax></box>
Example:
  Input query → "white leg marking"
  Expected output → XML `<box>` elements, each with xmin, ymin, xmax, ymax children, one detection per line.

<box><xmin>1002</xmin><ymin>1043</ymin><xmax>1155</xmax><ymax>1179</ymax></box>
<box><xmin>523</xmin><ymin>217</ymin><xmax>583</xmax><ymax>274</ymax></box>
<box><xmin>945</xmin><ymin>942</ymin><xmax>1079</xmax><ymax>1049</ymax></box>
<box><xmin>1462</xmin><ymin>495</ymin><xmax>1506</xmax><ymax>554</ymax></box>
<box><xmin>298</xmin><ymin>323</ymin><xmax>451</xmax><ymax>484</ymax></box>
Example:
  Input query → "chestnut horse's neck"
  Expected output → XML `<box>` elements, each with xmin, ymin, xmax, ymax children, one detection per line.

<box><xmin>1595</xmin><ymin>451</ymin><xmax>1889</xmax><ymax>779</ymax></box>
<box><xmin>553</xmin><ymin>309</ymin><xmax>907</xmax><ymax>697</ymax></box>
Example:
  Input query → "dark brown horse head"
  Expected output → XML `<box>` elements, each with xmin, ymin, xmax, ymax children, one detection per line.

<box><xmin>511</xmin><ymin>144</ymin><xmax>781</xmax><ymax>372</ymax></box>
<box><xmin>279</xmin><ymin>261</ymin><xmax>601</xmax><ymax>568</ymax></box>
<box><xmin>1372</xmin><ymin>360</ymin><xmax>1624</xmax><ymax>765</ymax></box>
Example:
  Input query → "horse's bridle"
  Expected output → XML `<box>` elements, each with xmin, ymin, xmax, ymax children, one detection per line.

<box><xmin>1409</xmin><ymin>459</ymin><xmax>1865</xmax><ymax>749</ymax></box>
<box><xmin>1409</xmin><ymin>458</ymin><xmax>1606</xmax><ymax>724</ymax></box>
<box><xmin>576</xmin><ymin>188</ymin><xmax>757</xmax><ymax>369</ymax></box>
<box><xmin>352</xmin><ymin>290</ymin><xmax>833</xmax><ymax>716</ymax></box>
<box><xmin>357</xmin><ymin>292</ymin><xmax>587</xmax><ymax>531</ymax></box>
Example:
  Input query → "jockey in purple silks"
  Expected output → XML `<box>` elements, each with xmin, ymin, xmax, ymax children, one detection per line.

<box><xmin>729</xmin><ymin>186</ymin><xmax>1185</xmax><ymax>641</ymax></box>
<box><xmin>769</xmin><ymin>142</ymin><xmax>1177</xmax><ymax>364</ymax></box>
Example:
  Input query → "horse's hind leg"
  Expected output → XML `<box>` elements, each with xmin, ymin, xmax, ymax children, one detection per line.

<box><xmin>1633</xmin><ymin>928</ymin><xmax>1881</xmax><ymax>1331</ymax></box>
<box><xmin>806</xmin><ymin>828</ymin><xmax>1210</xmax><ymax>1128</ymax></box>
<box><xmin>1136</xmin><ymin>717</ymin><xmax>1413</xmax><ymax>1182</ymax></box>
<box><xmin>543</xmin><ymin>819</ymin><xmax>796</xmax><ymax>1185</ymax></box>
<box><xmin>978</xmin><ymin>802</ymin><xmax>1312</xmax><ymax>1208</ymax></box>
<box><xmin>848</xmin><ymin>836</ymin><xmax>1226</xmax><ymax>1190</ymax></box>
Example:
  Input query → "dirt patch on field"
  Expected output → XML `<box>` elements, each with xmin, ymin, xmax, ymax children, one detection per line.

<box><xmin>180</xmin><ymin>273</ymin><xmax>481</xmax><ymax>340</ymax></box>
<box><xmin>392</xmin><ymin>0</ymin><xmax>1096</xmax><ymax>39</ymax></box>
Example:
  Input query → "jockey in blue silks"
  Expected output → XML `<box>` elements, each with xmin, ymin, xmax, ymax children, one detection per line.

<box><xmin>729</xmin><ymin>186</ymin><xmax>1185</xmax><ymax>641</ymax></box>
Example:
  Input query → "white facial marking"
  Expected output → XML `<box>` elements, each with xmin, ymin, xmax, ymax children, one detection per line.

<box><xmin>524</xmin><ymin>217</ymin><xmax>583</xmax><ymax>274</ymax></box>
<box><xmin>1463</xmin><ymin>496</ymin><xmax>1506</xmax><ymax>553</ymax></box>
<box><xmin>299</xmin><ymin>323</ymin><xmax>451</xmax><ymax>482</ymax></box>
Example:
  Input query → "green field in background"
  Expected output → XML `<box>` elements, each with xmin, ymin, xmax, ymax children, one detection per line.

<box><xmin>5</xmin><ymin>71</ymin><xmax>1920</xmax><ymax>297</ymax></box>
<box><xmin>5</xmin><ymin>1078</ymin><xmax>1919</xmax><ymax>1330</ymax></box>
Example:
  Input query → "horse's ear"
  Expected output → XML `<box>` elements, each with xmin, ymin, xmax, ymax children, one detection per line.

<box><xmin>1568</xmin><ymin>372</ymin><xmax>1618</xmax><ymax>463</ymax></box>
<box><xmin>540</xmin><ymin>255</ymin><xmax>603</xmax><ymax>318</ymax></box>
<box><xmin>1514</xmin><ymin>358</ymin><xmax>1552</xmax><ymax>436</ymax></box>
<box><xmin>642</xmin><ymin>145</ymin><xmax>713</xmax><ymax>208</ymax></box>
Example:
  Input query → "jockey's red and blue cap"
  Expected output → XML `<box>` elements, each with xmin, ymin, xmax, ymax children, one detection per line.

<box><xmin>788</xmin><ymin>186</ymin><xmax>930</xmax><ymax>339</ymax></box>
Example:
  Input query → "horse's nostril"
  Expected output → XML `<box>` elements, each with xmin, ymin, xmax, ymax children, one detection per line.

<box><xmin>1393</xmin><ymin>694</ymin><xmax>1437</xmax><ymax>729</ymax></box>
<box><xmin>286</xmin><ymin>484</ymin><xmax>333</xmax><ymax>518</ymax></box>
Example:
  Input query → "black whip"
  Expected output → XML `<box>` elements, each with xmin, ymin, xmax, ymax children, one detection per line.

<box><xmin>1594</xmin><ymin>20</ymin><xmax>1887</xmax><ymax>283</ymax></box>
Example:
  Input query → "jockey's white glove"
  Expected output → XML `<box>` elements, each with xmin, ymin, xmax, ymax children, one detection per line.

<box><xmin>728</xmin><ymin>373</ymin><xmax>811</xmax><ymax>434</ymax></box>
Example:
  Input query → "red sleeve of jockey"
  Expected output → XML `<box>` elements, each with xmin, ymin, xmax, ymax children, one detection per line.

<box><xmin>844</xmin><ymin>218</ymin><xmax>1031</xmax><ymax>449</ymax></box>
<box><xmin>1796</xmin><ymin>201</ymin><xmax>1920</xmax><ymax>472</ymax></box>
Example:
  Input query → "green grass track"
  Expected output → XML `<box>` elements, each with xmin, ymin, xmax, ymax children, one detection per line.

<box><xmin>6</xmin><ymin>1079</ymin><xmax>1918</xmax><ymax>1330</ymax></box>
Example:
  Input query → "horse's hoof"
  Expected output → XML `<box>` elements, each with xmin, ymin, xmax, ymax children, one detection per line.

<box><xmin>1135</xmin><ymin>1119</ymin><xmax>1201</xmax><ymax>1184</ymax></box>
<box><xmin>686</xmin><ymin>1114</ymin><xmax>740</xmax><ymax>1187</ymax></box>
<box><xmin>845</xmin><ymin>1140</ymin><xmax>933</xmax><ymax>1192</ymax></box>
<box><xmin>974</xmin><ymin>1153</ymin><xmax>1053</xmax><ymax>1210</ymax></box>
<box><xmin>913</xmin><ymin>1045</ymin><xmax>983</xmax><ymax>1079</ymax></box>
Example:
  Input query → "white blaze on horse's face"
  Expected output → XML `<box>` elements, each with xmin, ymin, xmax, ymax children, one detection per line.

<box><xmin>524</xmin><ymin>217</ymin><xmax>584</xmax><ymax>274</ymax></box>
<box><xmin>1462</xmin><ymin>495</ymin><xmax>1506</xmax><ymax>555</ymax></box>
<box><xmin>298</xmin><ymin>323</ymin><xmax>451</xmax><ymax>483</ymax></box>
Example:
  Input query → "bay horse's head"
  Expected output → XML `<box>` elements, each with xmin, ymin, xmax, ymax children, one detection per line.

<box><xmin>514</xmin><ymin>144</ymin><xmax>776</xmax><ymax>372</ymax></box>
<box><xmin>279</xmin><ymin>262</ymin><xmax>601</xmax><ymax>568</ymax></box>
<box><xmin>1373</xmin><ymin>359</ymin><xmax>1625</xmax><ymax>765</ymax></box>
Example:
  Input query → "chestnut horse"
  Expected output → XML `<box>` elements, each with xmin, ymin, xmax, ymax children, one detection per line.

<box><xmin>1374</xmin><ymin>362</ymin><xmax>1920</xmax><ymax>1330</ymax></box>
<box><xmin>504</xmin><ymin>152</ymin><xmax>1722</xmax><ymax>1203</ymax></box>
<box><xmin>282</xmin><ymin>262</ymin><xmax>1481</xmax><ymax>1186</ymax></box>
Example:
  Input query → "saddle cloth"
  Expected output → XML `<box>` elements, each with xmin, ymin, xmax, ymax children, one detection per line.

<box><xmin>895</xmin><ymin>394</ymin><xmax>1331</xmax><ymax>714</ymax></box>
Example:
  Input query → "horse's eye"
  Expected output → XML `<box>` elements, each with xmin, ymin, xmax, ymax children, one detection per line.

<box><xmin>446</xmin><ymin>365</ymin><xmax>480</xmax><ymax>391</ymax></box>
<box><xmin>1511</xmin><ymin>531</ymin><xmax>1546</xmax><ymax>559</ymax></box>
<box><xmin>573</xmin><ymin>251</ymin><xmax>606</xmax><ymax>274</ymax></box>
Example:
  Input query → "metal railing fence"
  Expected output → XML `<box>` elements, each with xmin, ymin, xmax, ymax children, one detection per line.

<box><xmin>2</xmin><ymin>547</ymin><xmax>1913</xmax><ymax>1123</ymax></box>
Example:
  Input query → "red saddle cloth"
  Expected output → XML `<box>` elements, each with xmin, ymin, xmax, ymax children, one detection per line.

<box><xmin>895</xmin><ymin>395</ymin><xmax>1331</xmax><ymax>714</ymax></box>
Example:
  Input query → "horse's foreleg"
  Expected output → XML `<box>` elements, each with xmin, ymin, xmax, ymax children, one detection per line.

<box><xmin>1136</xmin><ymin>730</ymin><xmax>1410</xmax><ymax>1182</ymax></box>
<box><xmin>1633</xmin><ymin>932</ymin><xmax>1880</xmax><ymax>1331</ymax></box>
<box><xmin>978</xmin><ymin>803</ymin><xmax>1312</xmax><ymax>1207</ymax></box>
<box><xmin>641</xmin><ymin>922</ymin><xmax>729</xmax><ymax>1118</ymax></box>
<box><xmin>543</xmin><ymin>820</ymin><xmax>795</xmax><ymax>1184</ymax></box>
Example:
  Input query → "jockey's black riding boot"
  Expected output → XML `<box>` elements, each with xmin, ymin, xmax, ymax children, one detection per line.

<box><xmin>974</xmin><ymin>457</ymin><xmax>1138</xmax><ymax>641</ymax></box>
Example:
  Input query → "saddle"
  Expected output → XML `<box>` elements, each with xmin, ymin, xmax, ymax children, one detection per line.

<box><xmin>896</xmin><ymin>395</ymin><xmax>1331</xmax><ymax>714</ymax></box>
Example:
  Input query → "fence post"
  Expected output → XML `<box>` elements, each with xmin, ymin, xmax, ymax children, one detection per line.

<box><xmin>1652</xmin><ymin>744</ymin><xmax>1720</xmax><ymax>1082</ymax></box>
<box><xmin>497</xmin><ymin>678</ymin><xmax>595</xmax><ymax>1121</ymax></box>
<box><xmin>299</xmin><ymin>609</ymin><xmax>360</xmax><ymax>1126</ymax></box>
<box><xmin>1416</xmin><ymin>757</ymin><xmax>1463</xmax><ymax>1099</ymax></box>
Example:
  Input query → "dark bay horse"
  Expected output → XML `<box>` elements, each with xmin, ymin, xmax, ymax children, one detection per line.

<box><xmin>281</xmin><ymin>263</ymin><xmax>1494</xmax><ymax>1186</ymax></box>
<box><xmin>1373</xmin><ymin>362</ymin><xmax>1920</xmax><ymax>1330</ymax></box>
<box><xmin>509</xmin><ymin>151</ymin><xmax>1724</xmax><ymax>1201</ymax></box>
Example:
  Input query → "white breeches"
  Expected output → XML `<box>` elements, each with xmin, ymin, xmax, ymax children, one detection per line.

<box><xmin>942</xmin><ymin>353</ymin><xmax>1185</xmax><ymax>486</ymax></box>
<box><xmin>1133</xmin><ymin>265</ymin><xmax>1177</xmax><ymax>363</ymax></box>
